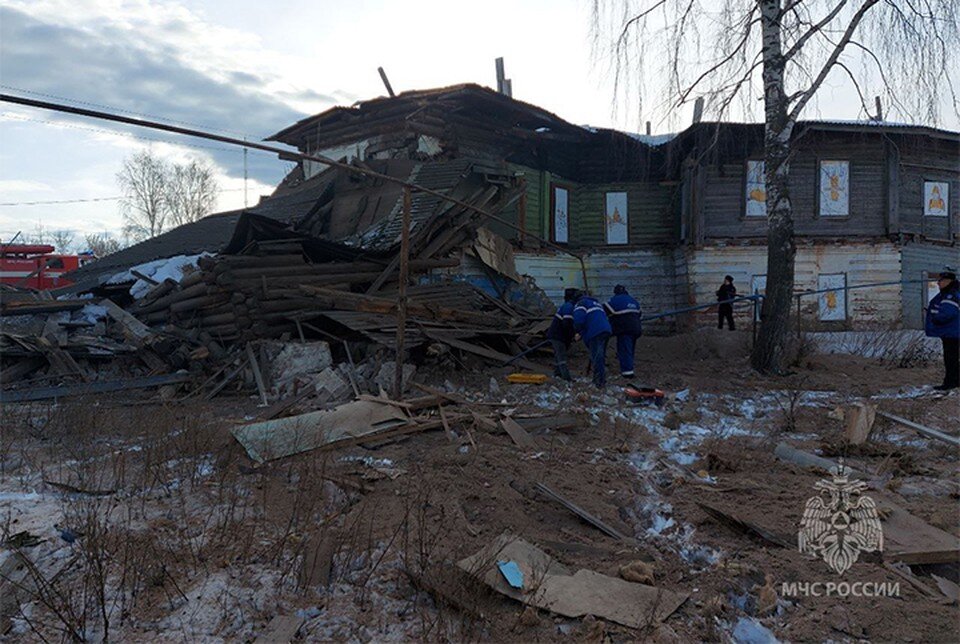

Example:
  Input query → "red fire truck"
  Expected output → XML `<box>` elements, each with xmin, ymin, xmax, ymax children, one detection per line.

<box><xmin>0</xmin><ymin>244</ymin><xmax>92</xmax><ymax>290</ymax></box>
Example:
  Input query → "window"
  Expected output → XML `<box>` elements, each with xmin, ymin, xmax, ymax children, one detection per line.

<box><xmin>923</xmin><ymin>181</ymin><xmax>949</xmax><ymax>217</ymax></box>
<box><xmin>551</xmin><ymin>185</ymin><xmax>569</xmax><ymax>243</ymax></box>
<box><xmin>817</xmin><ymin>273</ymin><xmax>847</xmax><ymax>321</ymax></box>
<box><xmin>818</xmin><ymin>160</ymin><xmax>850</xmax><ymax>217</ymax></box>
<box><xmin>604</xmin><ymin>192</ymin><xmax>628</xmax><ymax>244</ymax></box>
<box><xmin>744</xmin><ymin>160</ymin><xmax>766</xmax><ymax>217</ymax></box>
<box><xmin>45</xmin><ymin>258</ymin><xmax>65</xmax><ymax>269</ymax></box>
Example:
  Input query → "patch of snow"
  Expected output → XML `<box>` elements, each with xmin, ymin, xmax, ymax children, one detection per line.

<box><xmin>76</xmin><ymin>303</ymin><xmax>108</xmax><ymax>324</ymax></box>
<box><xmin>107</xmin><ymin>253</ymin><xmax>210</xmax><ymax>299</ymax></box>
<box><xmin>730</xmin><ymin>616</ymin><xmax>780</xmax><ymax>644</ymax></box>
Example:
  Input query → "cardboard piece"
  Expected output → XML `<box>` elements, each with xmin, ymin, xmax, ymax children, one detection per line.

<box><xmin>232</xmin><ymin>399</ymin><xmax>408</xmax><ymax>463</ymax></box>
<box><xmin>458</xmin><ymin>533</ymin><xmax>687</xmax><ymax>628</ymax></box>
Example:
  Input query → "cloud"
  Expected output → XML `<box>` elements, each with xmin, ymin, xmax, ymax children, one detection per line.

<box><xmin>0</xmin><ymin>3</ymin><xmax>337</xmax><ymax>184</ymax></box>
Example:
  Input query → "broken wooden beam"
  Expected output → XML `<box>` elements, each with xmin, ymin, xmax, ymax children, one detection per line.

<box><xmin>876</xmin><ymin>411</ymin><xmax>959</xmax><ymax>448</ymax></box>
<box><xmin>0</xmin><ymin>372</ymin><xmax>191</xmax><ymax>403</ymax></box>
<box><xmin>535</xmin><ymin>482</ymin><xmax>632</xmax><ymax>542</ymax></box>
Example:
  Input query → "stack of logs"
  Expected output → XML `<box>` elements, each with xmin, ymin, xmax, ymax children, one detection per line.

<box><xmin>133</xmin><ymin>242</ymin><xmax>459</xmax><ymax>342</ymax></box>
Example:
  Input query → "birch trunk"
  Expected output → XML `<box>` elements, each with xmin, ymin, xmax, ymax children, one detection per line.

<box><xmin>752</xmin><ymin>0</ymin><xmax>795</xmax><ymax>374</ymax></box>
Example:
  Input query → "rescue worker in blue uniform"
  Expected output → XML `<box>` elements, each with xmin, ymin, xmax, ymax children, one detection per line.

<box><xmin>925</xmin><ymin>268</ymin><xmax>960</xmax><ymax>391</ymax></box>
<box><xmin>546</xmin><ymin>288</ymin><xmax>579</xmax><ymax>381</ymax></box>
<box><xmin>605</xmin><ymin>285</ymin><xmax>642</xmax><ymax>378</ymax></box>
<box><xmin>573</xmin><ymin>292</ymin><xmax>612</xmax><ymax>388</ymax></box>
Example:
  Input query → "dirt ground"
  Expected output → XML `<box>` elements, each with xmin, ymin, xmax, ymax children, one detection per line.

<box><xmin>1</xmin><ymin>328</ymin><xmax>958</xmax><ymax>642</ymax></box>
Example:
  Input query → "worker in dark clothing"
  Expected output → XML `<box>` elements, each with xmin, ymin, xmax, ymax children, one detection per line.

<box><xmin>925</xmin><ymin>268</ymin><xmax>960</xmax><ymax>391</ymax></box>
<box><xmin>716</xmin><ymin>275</ymin><xmax>737</xmax><ymax>330</ymax></box>
<box><xmin>546</xmin><ymin>288</ymin><xmax>579</xmax><ymax>381</ymax></box>
<box><xmin>573</xmin><ymin>293</ymin><xmax>612</xmax><ymax>389</ymax></box>
<box><xmin>605</xmin><ymin>285</ymin><xmax>642</xmax><ymax>378</ymax></box>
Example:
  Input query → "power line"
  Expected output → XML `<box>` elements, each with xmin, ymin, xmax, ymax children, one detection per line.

<box><xmin>0</xmin><ymin>84</ymin><xmax>258</xmax><ymax>138</ymax></box>
<box><xmin>0</xmin><ymin>112</ymin><xmax>281</xmax><ymax>157</ymax></box>
<box><xmin>0</xmin><ymin>188</ymin><xmax>247</xmax><ymax>207</ymax></box>
<box><xmin>0</xmin><ymin>91</ymin><xmax>577</xmax><ymax>261</ymax></box>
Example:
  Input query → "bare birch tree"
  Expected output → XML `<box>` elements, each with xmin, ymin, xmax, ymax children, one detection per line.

<box><xmin>117</xmin><ymin>151</ymin><xmax>220</xmax><ymax>241</ymax></box>
<box><xmin>592</xmin><ymin>0</ymin><xmax>958</xmax><ymax>373</ymax></box>
<box><xmin>165</xmin><ymin>160</ymin><xmax>219</xmax><ymax>228</ymax></box>
<box><xmin>49</xmin><ymin>229</ymin><xmax>75</xmax><ymax>253</ymax></box>
<box><xmin>118</xmin><ymin>150</ymin><xmax>169</xmax><ymax>242</ymax></box>
<box><xmin>83</xmin><ymin>233</ymin><xmax>123</xmax><ymax>258</ymax></box>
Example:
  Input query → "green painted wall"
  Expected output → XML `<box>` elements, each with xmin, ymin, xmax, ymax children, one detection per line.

<box><xmin>505</xmin><ymin>166</ymin><xmax>677</xmax><ymax>247</ymax></box>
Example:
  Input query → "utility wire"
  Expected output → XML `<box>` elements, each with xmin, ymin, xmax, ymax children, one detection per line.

<box><xmin>0</xmin><ymin>112</ymin><xmax>279</xmax><ymax>156</ymax></box>
<box><xmin>0</xmin><ymin>84</ymin><xmax>258</xmax><ymax>138</ymax></box>
<box><xmin>0</xmin><ymin>187</ymin><xmax>247</xmax><ymax>207</ymax></box>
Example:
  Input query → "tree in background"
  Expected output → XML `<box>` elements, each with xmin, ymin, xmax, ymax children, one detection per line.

<box><xmin>49</xmin><ymin>229</ymin><xmax>75</xmax><ymax>253</ymax></box>
<box><xmin>592</xmin><ymin>0</ymin><xmax>957</xmax><ymax>374</ymax></box>
<box><xmin>118</xmin><ymin>150</ymin><xmax>168</xmax><ymax>242</ymax></box>
<box><xmin>165</xmin><ymin>160</ymin><xmax>218</xmax><ymax>228</ymax></box>
<box><xmin>83</xmin><ymin>233</ymin><xmax>123</xmax><ymax>258</ymax></box>
<box><xmin>117</xmin><ymin>150</ymin><xmax>219</xmax><ymax>242</ymax></box>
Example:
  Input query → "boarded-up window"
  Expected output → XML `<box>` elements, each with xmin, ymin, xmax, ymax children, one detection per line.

<box><xmin>552</xmin><ymin>185</ymin><xmax>569</xmax><ymax>244</ymax></box>
<box><xmin>744</xmin><ymin>160</ymin><xmax>766</xmax><ymax>217</ymax></box>
<box><xmin>924</xmin><ymin>181</ymin><xmax>949</xmax><ymax>217</ymax></box>
<box><xmin>818</xmin><ymin>273</ymin><xmax>847</xmax><ymax>321</ymax></box>
<box><xmin>751</xmin><ymin>274</ymin><xmax>767</xmax><ymax>321</ymax></box>
<box><xmin>605</xmin><ymin>192</ymin><xmax>628</xmax><ymax>244</ymax></box>
<box><xmin>819</xmin><ymin>160</ymin><xmax>850</xmax><ymax>217</ymax></box>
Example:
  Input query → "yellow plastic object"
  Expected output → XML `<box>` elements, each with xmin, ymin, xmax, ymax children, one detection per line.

<box><xmin>507</xmin><ymin>373</ymin><xmax>549</xmax><ymax>384</ymax></box>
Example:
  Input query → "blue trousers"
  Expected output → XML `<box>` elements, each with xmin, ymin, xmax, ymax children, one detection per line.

<box><xmin>587</xmin><ymin>333</ymin><xmax>610</xmax><ymax>388</ymax></box>
<box><xmin>550</xmin><ymin>339</ymin><xmax>571</xmax><ymax>381</ymax></box>
<box><xmin>616</xmin><ymin>334</ymin><xmax>637</xmax><ymax>376</ymax></box>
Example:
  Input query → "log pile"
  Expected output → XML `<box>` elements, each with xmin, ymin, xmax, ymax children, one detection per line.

<box><xmin>131</xmin><ymin>244</ymin><xmax>463</xmax><ymax>343</ymax></box>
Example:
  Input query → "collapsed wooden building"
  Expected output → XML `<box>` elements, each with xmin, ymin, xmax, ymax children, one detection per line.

<box><xmin>63</xmin><ymin>83</ymin><xmax>959</xmax><ymax>336</ymax></box>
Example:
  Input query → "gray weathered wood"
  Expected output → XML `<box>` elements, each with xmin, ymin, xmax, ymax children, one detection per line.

<box><xmin>877</xmin><ymin>411</ymin><xmax>959</xmax><ymax>447</ymax></box>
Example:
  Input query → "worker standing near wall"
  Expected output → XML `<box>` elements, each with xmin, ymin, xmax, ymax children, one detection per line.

<box><xmin>716</xmin><ymin>275</ymin><xmax>737</xmax><ymax>330</ymax></box>
<box><xmin>605</xmin><ymin>285</ymin><xmax>642</xmax><ymax>378</ymax></box>
<box><xmin>546</xmin><ymin>288</ymin><xmax>579</xmax><ymax>381</ymax></box>
<box><xmin>925</xmin><ymin>267</ymin><xmax>960</xmax><ymax>391</ymax></box>
<box><xmin>573</xmin><ymin>292</ymin><xmax>612</xmax><ymax>389</ymax></box>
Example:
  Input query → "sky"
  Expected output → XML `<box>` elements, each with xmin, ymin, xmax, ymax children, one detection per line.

<box><xmin>1</xmin><ymin>0</ymin><xmax>957</xmax><ymax>250</ymax></box>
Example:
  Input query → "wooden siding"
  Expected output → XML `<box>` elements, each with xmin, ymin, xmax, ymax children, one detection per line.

<box><xmin>896</xmin><ymin>137</ymin><xmax>959</xmax><ymax>242</ymax></box>
<box><xmin>684</xmin><ymin>242</ymin><xmax>902</xmax><ymax>329</ymax></box>
<box><xmin>900</xmin><ymin>243</ymin><xmax>960</xmax><ymax>329</ymax></box>
<box><xmin>573</xmin><ymin>183</ymin><xmax>677</xmax><ymax>247</ymax></box>
<box><xmin>699</xmin><ymin>132</ymin><xmax>889</xmax><ymax>239</ymax></box>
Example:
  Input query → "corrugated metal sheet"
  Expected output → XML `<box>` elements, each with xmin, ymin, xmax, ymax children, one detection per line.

<box><xmin>685</xmin><ymin>242</ymin><xmax>902</xmax><ymax>329</ymax></box>
<box><xmin>901</xmin><ymin>243</ymin><xmax>960</xmax><ymax>329</ymax></box>
<box><xmin>513</xmin><ymin>249</ymin><xmax>682</xmax><ymax>333</ymax></box>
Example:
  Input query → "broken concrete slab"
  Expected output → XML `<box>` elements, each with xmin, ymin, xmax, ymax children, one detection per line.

<box><xmin>313</xmin><ymin>367</ymin><xmax>351</xmax><ymax>401</ymax></box>
<box><xmin>458</xmin><ymin>532</ymin><xmax>687</xmax><ymax>628</ymax></box>
<box><xmin>232</xmin><ymin>399</ymin><xmax>408</xmax><ymax>463</ymax></box>
<box><xmin>262</xmin><ymin>341</ymin><xmax>333</xmax><ymax>386</ymax></box>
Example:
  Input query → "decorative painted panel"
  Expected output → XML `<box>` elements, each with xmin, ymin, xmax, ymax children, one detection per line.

<box><xmin>818</xmin><ymin>273</ymin><xmax>847</xmax><ymax>321</ymax></box>
<box><xmin>744</xmin><ymin>160</ymin><xmax>766</xmax><ymax>218</ymax></box>
<box><xmin>819</xmin><ymin>160</ymin><xmax>850</xmax><ymax>217</ymax></box>
<box><xmin>605</xmin><ymin>192</ymin><xmax>628</xmax><ymax>244</ymax></box>
<box><xmin>552</xmin><ymin>185</ymin><xmax>569</xmax><ymax>243</ymax></box>
<box><xmin>924</xmin><ymin>181</ymin><xmax>949</xmax><ymax>217</ymax></box>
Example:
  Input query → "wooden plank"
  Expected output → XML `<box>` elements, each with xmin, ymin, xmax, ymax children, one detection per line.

<box><xmin>258</xmin><ymin>388</ymin><xmax>315</xmax><ymax>421</ymax></box>
<box><xmin>246</xmin><ymin>343</ymin><xmax>269</xmax><ymax>407</ymax></box>
<box><xmin>423</xmin><ymin>331</ymin><xmax>551</xmax><ymax>374</ymax></box>
<box><xmin>535</xmin><ymin>482</ymin><xmax>632</xmax><ymax>542</ymax></box>
<box><xmin>204</xmin><ymin>358</ymin><xmax>249</xmax><ymax>400</ymax></box>
<box><xmin>36</xmin><ymin>336</ymin><xmax>88</xmax><ymax>382</ymax></box>
<box><xmin>877</xmin><ymin>411</ymin><xmax>959</xmax><ymax>448</ymax></box>
<box><xmin>0</xmin><ymin>372</ymin><xmax>191</xmax><ymax>403</ymax></box>
<box><xmin>500</xmin><ymin>416</ymin><xmax>537</xmax><ymax>449</ymax></box>
<box><xmin>394</xmin><ymin>186</ymin><xmax>411</xmax><ymax>400</ymax></box>
<box><xmin>101</xmin><ymin>299</ymin><xmax>154</xmax><ymax>343</ymax></box>
<box><xmin>874</xmin><ymin>494</ymin><xmax>960</xmax><ymax>565</ymax></box>
<box><xmin>775</xmin><ymin>443</ymin><xmax>960</xmax><ymax>565</ymax></box>
<box><xmin>253</xmin><ymin>614</ymin><xmax>305</xmax><ymax>644</ymax></box>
